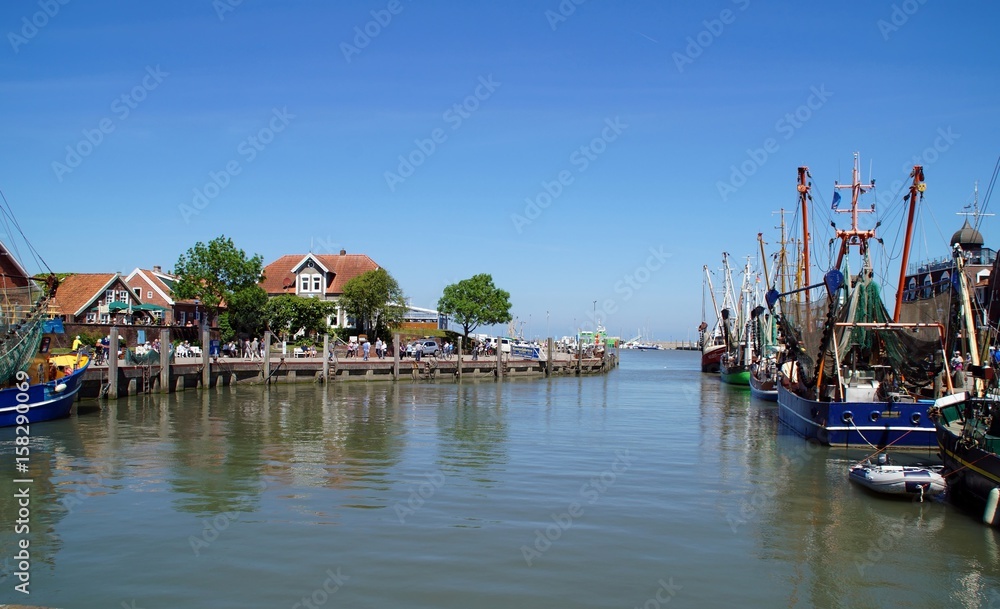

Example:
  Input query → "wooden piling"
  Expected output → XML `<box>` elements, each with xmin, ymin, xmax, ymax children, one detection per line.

<box><xmin>159</xmin><ymin>328</ymin><xmax>170</xmax><ymax>393</ymax></box>
<box><xmin>393</xmin><ymin>333</ymin><xmax>400</xmax><ymax>381</ymax></box>
<box><xmin>108</xmin><ymin>328</ymin><xmax>119</xmax><ymax>399</ymax></box>
<box><xmin>263</xmin><ymin>331</ymin><xmax>272</xmax><ymax>383</ymax></box>
<box><xmin>456</xmin><ymin>336</ymin><xmax>462</xmax><ymax>380</ymax></box>
<box><xmin>322</xmin><ymin>334</ymin><xmax>330</xmax><ymax>383</ymax></box>
<box><xmin>546</xmin><ymin>337</ymin><xmax>554</xmax><ymax>377</ymax></box>
<box><xmin>201</xmin><ymin>323</ymin><xmax>211</xmax><ymax>389</ymax></box>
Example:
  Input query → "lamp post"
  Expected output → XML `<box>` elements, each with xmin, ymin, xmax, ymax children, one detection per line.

<box><xmin>593</xmin><ymin>300</ymin><xmax>597</xmax><ymax>329</ymax></box>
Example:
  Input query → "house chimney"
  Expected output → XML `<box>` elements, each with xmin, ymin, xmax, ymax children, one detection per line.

<box><xmin>153</xmin><ymin>265</ymin><xmax>161</xmax><ymax>273</ymax></box>
<box><xmin>340</xmin><ymin>249</ymin><xmax>347</xmax><ymax>256</ymax></box>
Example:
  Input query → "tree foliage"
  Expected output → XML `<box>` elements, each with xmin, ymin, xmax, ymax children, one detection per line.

<box><xmin>339</xmin><ymin>269</ymin><xmax>406</xmax><ymax>339</ymax></box>
<box><xmin>437</xmin><ymin>273</ymin><xmax>512</xmax><ymax>338</ymax></box>
<box><xmin>263</xmin><ymin>294</ymin><xmax>337</xmax><ymax>341</ymax></box>
<box><xmin>173</xmin><ymin>235</ymin><xmax>264</xmax><ymax>316</ymax></box>
<box><xmin>221</xmin><ymin>285</ymin><xmax>269</xmax><ymax>340</ymax></box>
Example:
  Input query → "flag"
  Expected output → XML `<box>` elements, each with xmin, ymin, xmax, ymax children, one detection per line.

<box><xmin>831</xmin><ymin>191</ymin><xmax>841</xmax><ymax>210</ymax></box>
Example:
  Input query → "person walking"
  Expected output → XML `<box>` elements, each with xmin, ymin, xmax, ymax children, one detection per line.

<box><xmin>363</xmin><ymin>340</ymin><xmax>371</xmax><ymax>361</ymax></box>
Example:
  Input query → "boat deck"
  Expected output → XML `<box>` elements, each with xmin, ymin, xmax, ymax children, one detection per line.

<box><xmin>940</xmin><ymin>407</ymin><xmax>1000</xmax><ymax>453</ymax></box>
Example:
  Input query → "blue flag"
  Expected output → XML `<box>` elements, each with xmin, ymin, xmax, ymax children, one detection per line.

<box><xmin>831</xmin><ymin>191</ymin><xmax>841</xmax><ymax>210</ymax></box>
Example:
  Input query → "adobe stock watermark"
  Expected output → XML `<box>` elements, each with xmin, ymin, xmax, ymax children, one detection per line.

<box><xmin>384</xmin><ymin>74</ymin><xmax>500</xmax><ymax>192</ymax></box>
<box><xmin>289</xmin><ymin>567</ymin><xmax>350</xmax><ymax>609</ymax></box>
<box><xmin>510</xmin><ymin>116</ymin><xmax>627</xmax><ymax>233</ymax></box>
<box><xmin>8</xmin><ymin>0</ymin><xmax>71</xmax><ymax>54</ymax></box>
<box><xmin>179</xmin><ymin>107</ymin><xmax>295</xmax><ymax>223</ymax></box>
<box><xmin>520</xmin><ymin>449</ymin><xmax>633</xmax><ymax>566</ymax></box>
<box><xmin>579</xmin><ymin>246</ymin><xmax>671</xmax><ymax>332</ymax></box>
<box><xmin>716</xmin><ymin>84</ymin><xmax>833</xmax><ymax>202</ymax></box>
<box><xmin>672</xmin><ymin>0</ymin><xmax>750</xmax><ymax>73</ymax></box>
<box><xmin>877</xmin><ymin>0</ymin><xmax>928</xmax><ymax>41</ymax></box>
<box><xmin>188</xmin><ymin>480</ymin><xmax>267</xmax><ymax>556</ymax></box>
<box><xmin>632</xmin><ymin>577</ymin><xmax>682</xmax><ymax>609</ymax></box>
<box><xmin>725</xmin><ymin>441</ymin><xmax>820</xmax><ymax>533</ymax></box>
<box><xmin>341</xmin><ymin>0</ymin><xmax>404</xmax><ymax>63</ymax></box>
<box><xmin>212</xmin><ymin>0</ymin><xmax>244</xmax><ymax>21</ymax></box>
<box><xmin>875</xmin><ymin>127</ymin><xmax>960</xmax><ymax>208</ymax></box>
<box><xmin>544</xmin><ymin>0</ymin><xmax>587</xmax><ymax>31</ymax></box>
<box><xmin>393</xmin><ymin>469</ymin><xmax>446</xmax><ymax>523</ymax></box>
<box><xmin>51</xmin><ymin>65</ymin><xmax>169</xmax><ymax>183</ymax></box>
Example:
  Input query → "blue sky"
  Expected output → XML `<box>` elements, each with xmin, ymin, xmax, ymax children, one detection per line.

<box><xmin>1</xmin><ymin>1</ymin><xmax>998</xmax><ymax>341</ymax></box>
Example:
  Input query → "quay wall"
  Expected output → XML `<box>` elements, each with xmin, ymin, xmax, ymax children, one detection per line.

<box><xmin>80</xmin><ymin>353</ymin><xmax>618</xmax><ymax>400</ymax></box>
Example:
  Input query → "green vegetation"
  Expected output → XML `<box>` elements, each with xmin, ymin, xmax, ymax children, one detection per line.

<box><xmin>339</xmin><ymin>269</ymin><xmax>406</xmax><ymax>340</ymax></box>
<box><xmin>173</xmin><ymin>235</ymin><xmax>264</xmax><ymax>316</ymax></box>
<box><xmin>437</xmin><ymin>273</ymin><xmax>512</xmax><ymax>339</ymax></box>
<box><xmin>263</xmin><ymin>294</ymin><xmax>337</xmax><ymax>341</ymax></box>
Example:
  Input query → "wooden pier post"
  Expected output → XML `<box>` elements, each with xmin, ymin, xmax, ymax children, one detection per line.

<box><xmin>159</xmin><ymin>328</ymin><xmax>170</xmax><ymax>393</ymax></box>
<box><xmin>393</xmin><ymin>333</ymin><xmax>400</xmax><ymax>381</ymax></box>
<box><xmin>496</xmin><ymin>338</ymin><xmax>502</xmax><ymax>381</ymax></box>
<box><xmin>546</xmin><ymin>337</ymin><xmax>554</xmax><ymax>377</ymax></box>
<box><xmin>456</xmin><ymin>337</ymin><xmax>462</xmax><ymax>380</ymax></box>
<box><xmin>263</xmin><ymin>331</ymin><xmax>272</xmax><ymax>383</ymax></box>
<box><xmin>108</xmin><ymin>328</ymin><xmax>119</xmax><ymax>399</ymax></box>
<box><xmin>322</xmin><ymin>334</ymin><xmax>330</xmax><ymax>384</ymax></box>
<box><xmin>201</xmin><ymin>322</ymin><xmax>211</xmax><ymax>389</ymax></box>
<box><xmin>577</xmin><ymin>339</ymin><xmax>583</xmax><ymax>376</ymax></box>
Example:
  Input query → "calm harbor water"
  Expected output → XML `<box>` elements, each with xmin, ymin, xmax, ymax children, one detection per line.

<box><xmin>2</xmin><ymin>350</ymin><xmax>1000</xmax><ymax>608</ymax></box>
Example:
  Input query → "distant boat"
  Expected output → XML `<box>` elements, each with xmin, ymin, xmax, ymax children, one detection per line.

<box><xmin>848</xmin><ymin>454</ymin><xmax>945</xmax><ymax>500</ymax></box>
<box><xmin>719</xmin><ymin>255</ymin><xmax>753</xmax><ymax>386</ymax></box>
<box><xmin>700</xmin><ymin>265</ymin><xmax>726</xmax><ymax>372</ymax></box>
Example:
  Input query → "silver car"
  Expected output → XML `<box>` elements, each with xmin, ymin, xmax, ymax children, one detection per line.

<box><xmin>406</xmin><ymin>339</ymin><xmax>441</xmax><ymax>357</ymax></box>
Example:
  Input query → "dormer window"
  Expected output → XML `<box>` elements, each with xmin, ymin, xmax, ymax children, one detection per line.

<box><xmin>300</xmin><ymin>275</ymin><xmax>310</xmax><ymax>292</ymax></box>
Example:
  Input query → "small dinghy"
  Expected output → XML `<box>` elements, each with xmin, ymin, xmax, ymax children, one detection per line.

<box><xmin>849</xmin><ymin>454</ymin><xmax>946</xmax><ymax>501</ymax></box>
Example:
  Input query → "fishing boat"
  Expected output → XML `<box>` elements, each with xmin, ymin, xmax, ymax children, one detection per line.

<box><xmin>749</xmin><ymin>360</ymin><xmax>778</xmax><ymax>401</ymax></box>
<box><xmin>768</xmin><ymin>157</ymin><xmax>946</xmax><ymax>448</ymax></box>
<box><xmin>848</xmin><ymin>453</ymin><xmax>946</xmax><ymax>500</ymax></box>
<box><xmin>700</xmin><ymin>266</ymin><xmax>726</xmax><ymax>372</ymax></box>
<box><xmin>719</xmin><ymin>255</ymin><xmax>755</xmax><ymax>386</ymax></box>
<box><xmin>0</xmin><ymin>193</ymin><xmax>90</xmax><ymax>426</ymax></box>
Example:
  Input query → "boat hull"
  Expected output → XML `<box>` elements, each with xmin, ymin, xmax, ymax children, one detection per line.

<box><xmin>749</xmin><ymin>369</ymin><xmax>778</xmax><ymax>401</ymax></box>
<box><xmin>701</xmin><ymin>344</ymin><xmax>724</xmax><ymax>373</ymax></box>
<box><xmin>935</xmin><ymin>414</ymin><xmax>1000</xmax><ymax>510</ymax></box>
<box><xmin>0</xmin><ymin>360</ymin><xmax>89</xmax><ymax>427</ymax></box>
<box><xmin>719</xmin><ymin>362</ymin><xmax>750</xmax><ymax>385</ymax></box>
<box><xmin>777</xmin><ymin>384</ymin><xmax>936</xmax><ymax>448</ymax></box>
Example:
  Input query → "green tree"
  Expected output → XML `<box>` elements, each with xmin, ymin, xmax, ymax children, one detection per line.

<box><xmin>173</xmin><ymin>236</ymin><xmax>264</xmax><ymax>320</ymax></box>
<box><xmin>437</xmin><ymin>273</ymin><xmax>512</xmax><ymax>338</ymax></box>
<box><xmin>221</xmin><ymin>285</ymin><xmax>268</xmax><ymax>340</ymax></box>
<box><xmin>263</xmin><ymin>294</ymin><xmax>336</xmax><ymax>341</ymax></box>
<box><xmin>339</xmin><ymin>269</ymin><xmax>406</xmax><ymax>338</ymax></box>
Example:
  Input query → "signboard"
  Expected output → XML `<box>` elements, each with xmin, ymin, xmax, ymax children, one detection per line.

<box><xmin>511</xmin><ymin>344</ymin><xmax>541</xmax><ymax>360</ymax></box>
<box><xmin>210</xmin><ymin>339</ymin><xmax>220</xmax><ymax>357</ymax></box>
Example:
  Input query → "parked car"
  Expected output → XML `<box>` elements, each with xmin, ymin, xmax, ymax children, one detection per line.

<box><xmin>406</xmin><ymin>339</ymin><xmax>441</xmax><ymax>357</ymax></box>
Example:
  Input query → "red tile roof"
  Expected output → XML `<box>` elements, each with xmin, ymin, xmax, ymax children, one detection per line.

<box><xmin>49</xmin><ymin>273</ymin><xmax>119</xmax><ymax>317</ymax></box>
<box><xmin>261</xmin><ymin>253</ymin><xmax>380</xmax><ymax>295</ymax></box>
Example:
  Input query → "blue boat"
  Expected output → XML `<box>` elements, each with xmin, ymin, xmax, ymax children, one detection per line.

<box><xmin>769</xmin><ymin>157</ymin><xmax>946</xmax><ymax>449</ymax></box>
<box><xmin>0</xmin><ymin>353</ymin><xmax>91</xmax><ymax>427</ymax></box>
<box><xmin>777</xmin><ymin>383</ymin><xmax>935</xmax><ymax>448</ymax></box>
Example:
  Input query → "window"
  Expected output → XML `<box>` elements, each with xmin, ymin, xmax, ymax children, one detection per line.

<box><xmin>106</xmin><ymin>289</ymin><xmax>115</xmax><ymax>302</ymax></box>
<box><xmin>118</xmin><ymin>290</ymin><xmax>129</xmax><ymax>303</ymax></box>
<box><xmin>99</xmin><ymin>313</ymin><xmax>110</xmax><ymax>323</ymax></box>
<box><xmin>313</xmin><ymin>275</ymin><xmax>321</xmax><ymax>292</ymax></box>
<box><xmin>86</xmin><ymin>312</ymin><xmax>96</xmax><ymax>323</ymax></box>
<box><xmin>134</xmin><ymin>287</ymin><xmax>141</xmax><ymax>297</ymax></box>
<box><xmin>147</xmin><ymin>291</ymin><xmax>153</xmax><ymax>299</ymax></box>
<box><xmin>300</xmin><ymin>275</ymin><xmax>310</xmax><ymax>292</ymax></box>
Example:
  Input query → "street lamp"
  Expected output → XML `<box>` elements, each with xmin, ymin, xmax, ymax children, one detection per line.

<box><xmin>593</xmin><ymin>300</ymin><xmax>597</xmax><ymax>329</ymax></box>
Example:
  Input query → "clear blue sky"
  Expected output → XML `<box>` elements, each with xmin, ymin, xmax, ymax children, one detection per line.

<box><xmin>1</xmin><ymin>1</ymin><xmax>998</xmax><ymax>341</ymax></box>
